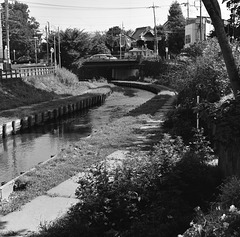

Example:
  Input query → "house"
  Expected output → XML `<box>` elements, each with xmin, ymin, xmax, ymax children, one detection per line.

<box><xmin>130</xmin><ymin>26</ymin><xmax>155</xmax><ymax>50</ymax></box>
<box><xmin>131</xmin><ymin>26</ymin><xmax>155</xmax><ymax>42</ymax></box>
<box><xmin>124</xmin><ymin>47</ymin><xmax>154</xmax><ymax>59</ymax></box>
<box><xmin>185</xmin><ymin>16</ymin><xmax>214</xmax><ymax>46</ymax></box>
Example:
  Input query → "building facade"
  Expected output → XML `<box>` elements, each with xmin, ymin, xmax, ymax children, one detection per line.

<box><xmin>185</xmin><ymin>16</ymin><xmax>214</xmax><ymax>46</ymax></box>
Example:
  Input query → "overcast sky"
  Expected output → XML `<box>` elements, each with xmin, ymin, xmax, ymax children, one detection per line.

<box><xmin>20</xmin><ymin>0</ymin><xmax>230</xmax><ymax>33</ymax></box>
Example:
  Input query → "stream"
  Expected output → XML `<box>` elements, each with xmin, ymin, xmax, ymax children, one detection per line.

<box><xmin>0</xmin><ymin>87</ymin><xmax>155</xmax><ymax>184</ymax></box>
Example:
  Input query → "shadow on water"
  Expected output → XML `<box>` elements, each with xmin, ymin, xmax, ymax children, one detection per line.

<box><xmin>0</xmin><ymin>109</ymin><xmax>92</xmax><ymax>184</ymax></box>
<box><xmin>0</xmin><ymin>87</ymin><xmax>156</xmax><ymax>185</ymax></box>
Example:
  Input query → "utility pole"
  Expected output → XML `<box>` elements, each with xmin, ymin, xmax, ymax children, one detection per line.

<box><xmin>181</xmin><ymin>0</ymin><xmax>190</xmax><ymax>19</ymax></box>
<box><xmin>58</xmin><ymin>27</ymin><xmax>61</xmax><ymax>68</ymax></box>
<box><xmin>46</xmin><ymin>22</ymin><xmax>49</xmax><ymax>65</ymax></box>
<box><xmin>119</xmin><ymin>23</ymin><xmax>124</xmax><ymax>59</ymax></box>
<box><xmin>53</xmin><ymin>33</ymin><xmax>57</xmax><ymax>69</ymax></box>
<box><xmin>199</xmin><ymin>0</ymin><xmax>202</xmax><ymax>41</ymax></box>
<box><xmin>34</xmin><ymin>36</ymin><xmax>37</xmax><ymax>63</ymax></box>
<box><xmin>5</xmin><ymin>0</ymin><xmax>10</xmax><ymax>65</ymax></box>
<box><xmin>0</xmin><ymin>10</ymin><xmax>4</xmax><ymax>69</ymax></box>
<box><xmin>149</xmin><ymin>3</ymin><xmax>159</xmax><ymax>55</ymax></box>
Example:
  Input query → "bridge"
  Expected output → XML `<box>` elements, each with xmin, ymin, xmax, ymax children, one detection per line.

<box><xmin>81</xmin><ymin>59</ymin><xmax>143</xmax><ymax>80</ymax></box>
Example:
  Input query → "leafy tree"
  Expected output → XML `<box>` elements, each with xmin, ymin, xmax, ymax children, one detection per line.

<box><xmin>202</xmin><ymin>0</ymin><xmax>240</xmax><ymax>97</ymax></box>
<box><xmin>105</xmin><ymin>26</ymin><xmax>122</xmax><ymax>56</ymax></box>
<box><xmin>167</xmin><ymin>1</ymin><xmax>186</xmax><ymax>55</ymax></box>
<box><xmin>2</xmin><ymin>1</ymin><xmax>40</xmax><ymax>60</ymax></box>
<box><xmin>54</xmin><ymin>28</ymin><xmax>90</xmax><ymax>69</ymax></box>
<box><xmin>88</xmin><ymin>31</ymin><xmax>110</xmax><ymax>55</ymax></box>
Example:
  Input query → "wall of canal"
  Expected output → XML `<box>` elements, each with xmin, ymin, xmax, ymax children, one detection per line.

<box><xmin>0</xmin><ymin>91</ymin><xmax>112</xmax><ymax>139</ymax></box>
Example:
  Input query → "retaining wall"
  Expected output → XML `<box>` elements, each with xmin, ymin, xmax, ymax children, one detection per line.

<box><xmin>0</xmin><ymin>90</ymin><xmax>111</xmax><ymax>201</ymax></box>
<box><xmin>0</xmin><ymin>92</ymin><xmax>111</xmax><ymax>139</ymax></box>
<box><xmin>112</xmin><ymin>80</ymin><xmax>175</xmax><ymax>95</ymax></box>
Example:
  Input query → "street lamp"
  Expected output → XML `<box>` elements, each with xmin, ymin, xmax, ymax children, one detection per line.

<box><xmin>34</xmin><ymin>36</ymin><xmax>38</xmax><ymax>63</ymax></box>
<box><xmin>13</xmin><ymin>49</ymin><xmax>15</xmax><ymax>61</ymax></box>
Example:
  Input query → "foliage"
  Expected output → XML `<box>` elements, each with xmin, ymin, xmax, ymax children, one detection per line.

<box><xmin>180</xmin><ymin>176</ymin><xmax>240</xmax><ymax>237</ymax></box>
<box><xmin>163</xmin><ymin>39</ymin><xmax>233</xmax><ymax>142</ymax></box>
<box><xmin>55</xmin><ymin>67</ymin><xmax>79</xmax><ymax>85</ymax></box>
<box><xmin>163</xmin><ymin>106</ymin><xmax>196</xmax><ymax>143</ymax></box>
<box><xmin>1</xmin><ymin>1</ymin><xmax>40</xmax><ymax>60</ymax></box>
<box><xmin>181</xmin><ymin>41</ymin><xmax>206</xmax><ymax>59</ymax></box>
<box><xmin>0</xmin><ymin>78</ymin><xmax>56</xmax><ymax>111</ymax></box>
<box><xmin>141</xmin><ymin>59</ymin><xmax>168</xmax><ymax>78</ymax></box>
<box><xmin>167</xmin><ymin>1</ymin><xmax>186</xmax><ymax>55</ymax></box>
<box><xmin>55</xmin><ymin>28</ymin><xmax>90</xmax><ymax>69</ymax></box>
<box><xmin>197</xmin><ymin>93</ymin><xmax>240</xmax><ymax>146</ymax></box>
<box><xmin>105</xmin><ymin>26</ymin><xmax>122</xmax><ymax>55</ymax></box>
<box><xmin>32</xmin><ymin>133</ymin><xmax>221</xmax><ymax>237</ymax></box>
<box><xmin>219</xmin><ymin>176</ymin><xmax>240</xmax><ymax>208</ymax></box>
<box><xmin>89</xmin><ymin>32</ymin><xmax>110</xmax><ymax>55</ymax></box>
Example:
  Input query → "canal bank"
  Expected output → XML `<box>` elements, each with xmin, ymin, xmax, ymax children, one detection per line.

<box><xmin>0</xmin><ymin>86</ymin><xmax>112</xmax><ymax>138</ymax></box>
<box><xmin>0</xmin><ymin>82</ymin><xmax>176</xmax><ymax>236</ymax></box>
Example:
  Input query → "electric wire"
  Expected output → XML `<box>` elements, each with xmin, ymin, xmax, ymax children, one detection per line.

<box><xmin>20</xmin><ymin>1</ymin><xmax>169</xmax><ymax>11</ymax></box>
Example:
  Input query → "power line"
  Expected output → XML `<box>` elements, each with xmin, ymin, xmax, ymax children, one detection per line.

<box><xmin>20</xmin><ymin>2</ymin><xmax>151</xmax><ymax>10</ymax></box>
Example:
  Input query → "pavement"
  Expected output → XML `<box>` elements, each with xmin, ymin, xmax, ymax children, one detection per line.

<box><xmin>0</xmin><ymin>88</ymin><xmax>176</xmax><ymax>237</ymax></box>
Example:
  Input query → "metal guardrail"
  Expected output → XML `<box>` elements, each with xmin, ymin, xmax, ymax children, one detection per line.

<box><xmin>0</xmin><ymin>66</ymin><xmax>56</xmax><ymax>79</ymax></box>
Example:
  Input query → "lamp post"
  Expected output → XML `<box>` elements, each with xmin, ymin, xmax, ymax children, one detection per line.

<box><xmin>13</xmin><ymin>49</ymin><xmax>15</xmax><ymax>61</ymax></box>
<box><xmin>34</xmin><ymin>36</ymin><xmax>38</xmax><ymax>63</ymax></box>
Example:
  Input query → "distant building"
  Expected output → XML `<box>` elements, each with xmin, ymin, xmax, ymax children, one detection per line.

<box><xmin>131</xmin><ymin>26</ymin><xmax>155</xmax><ymax>43</ymax></box>
<box><xmin>124</xmin><ymin>47</ymin><xmax>154</xmax><ymax>59</ymax></box>
<box><xmin>185</xmin><ymin>16</ymin><xmax>214</xmax><ymax>46</ymax></box>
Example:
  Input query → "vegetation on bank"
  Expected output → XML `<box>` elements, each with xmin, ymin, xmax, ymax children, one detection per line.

<box><xmin>1</xmin><ymin>40</ymin><xmax>240</xmax><ymax>236</ymax></box>
<box><xmin>0</xmin><ymin>68</ymin><xmax>111</xmax><ymax>123</ymax></box>
<box><xmin>23</xmin><ymin>39</ymin><xmax>240</xmax><ymax>237</ymax></box>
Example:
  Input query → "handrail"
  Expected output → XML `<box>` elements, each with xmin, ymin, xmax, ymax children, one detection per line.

<box><xmin>0</xmin><ymin>66</ymin><xmax>56</xmax><ymax>79</ymax></box>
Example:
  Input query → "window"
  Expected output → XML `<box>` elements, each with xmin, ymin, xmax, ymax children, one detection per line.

<box><xmin>185</xmin><ymin>34</ymin><xmax>191</xmax><ymax>44</ymax></box>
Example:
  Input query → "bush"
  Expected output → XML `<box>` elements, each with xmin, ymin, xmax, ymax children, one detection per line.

<box><xmin>55</xmin><ymin>67</ymin><xmax>79</xmax><ymax>85</ymax></box>
<box><xmin>33</xmin><ymin>134</ymin><xmax>221</xmax><ymax>237</ymax></box>
<box><xmin>180</xmin><ymin>177</ymin><xmax>240</xmax><ymax>237</ymax></box>
<box><xmin>219</xmin><ymin>176</ymin><xmax>240</xmax><ymax>209</ymax></box>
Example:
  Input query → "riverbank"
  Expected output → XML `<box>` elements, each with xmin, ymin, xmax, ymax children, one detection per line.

<box><xmin>0</xmin><ymin>79</ymin><xmax>112</xmax><ymax>126</ymax></box>
<box><xmin>0</xmin><ymin>84</ymin><xmax>175</xmax><ymax>216</ymax></box>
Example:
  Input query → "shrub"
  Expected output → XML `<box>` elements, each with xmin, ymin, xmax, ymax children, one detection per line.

<box><xmin>179</xmin><ymin>177</ymin><xmax>240</xmax><ymax>237</ymax></box>
<box><xmin>33</xmin><ymin>134</ymin><xmax>221</xmax><ymax>237</ymax></box>
<box><xmin>55</xmin><ymin>67</ymin><xmax>79</xmax><ymax>85</ymax></box>
<box><xmin>219</xmin><ymin>176</ymin><xmax>240</xmax><ymax>208</ymax></box>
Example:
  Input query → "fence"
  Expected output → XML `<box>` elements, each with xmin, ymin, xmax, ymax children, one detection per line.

<box><xmin>0</xmin><ymin>66</ymin><xmax>56</xmax><ymax>79</ymax></box>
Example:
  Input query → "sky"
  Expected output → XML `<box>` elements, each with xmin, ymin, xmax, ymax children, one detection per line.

<box><xmin>19</xmin><ymin>0</ymin><xmax>231</xmax><ymax>33</ymax></box>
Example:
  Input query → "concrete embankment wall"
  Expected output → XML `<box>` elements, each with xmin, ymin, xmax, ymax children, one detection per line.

<box><xmin>0</xmin><ymin>90</ymin><xmax>112</xmax><ymax>201</ymax></box>
<box><xmin>112</xmin><ymin>80</ymin><xmax>175</xmax><ymax>95</ymax></box>
<box><xmin>0</xmin><ymin>91</ymin><xmax>111</xmax><ymax>139</ymax></box>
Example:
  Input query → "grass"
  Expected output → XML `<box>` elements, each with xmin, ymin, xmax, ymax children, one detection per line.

<box><xmin>0</xmin><ymin>90</ymin><xmax>173</xmax><ymax>216</ymax></box>
<box><xmin>0</xmin><ymin>78</ymin><xmax>58</xmax><ymax>111</ymax></box>
<box><xmin>127</xmin><ymin>94</ymin><xmax>172</xmax><ymax>117</ymax></box>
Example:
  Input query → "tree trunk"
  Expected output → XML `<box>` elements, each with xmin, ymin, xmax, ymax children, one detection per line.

<box><xmin>202</xmin><ymin>0</ymin><xmax>240</xmax><ymax>97</ymax></box>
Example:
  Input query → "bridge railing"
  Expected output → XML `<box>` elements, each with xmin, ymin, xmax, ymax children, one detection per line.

<box><xmin>0</xmin><ymin>66</ymin><xmax>56</xmax><ymax>79</ymax></box>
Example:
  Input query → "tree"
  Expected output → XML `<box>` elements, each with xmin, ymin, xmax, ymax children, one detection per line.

<box><xmin>56</xmin><ymin>28</ymin><xmax>90</xmax><ymax>69</ymax></box>
<box><xmin>89</xmin><ymin>32</ymin><xmax>110</xmax><ymax>55</ymax></box>
<box><xmin>2</xmin><ymin>1</ymin><xmax>40</xmax><ymax>60</ymax></box>
<box><xmin>105</xmin><ymin>26</ymin><xmax>122</xmax><ymax>56</ymax></box>
<box><xmin>167</xmin><ymin>1</ymin><xmax>186</xmax><ymax>55</ymax></box>
<box><xmin>202</xmin><ymin>0</ymin><xmax>240</xmax><ymax>96</ymax></box>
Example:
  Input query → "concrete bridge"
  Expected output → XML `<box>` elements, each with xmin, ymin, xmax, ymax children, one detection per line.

<box><xmin>81</xmin><ymin>59</ymin><xmax>143</xmax><ymax>80</ymax></box>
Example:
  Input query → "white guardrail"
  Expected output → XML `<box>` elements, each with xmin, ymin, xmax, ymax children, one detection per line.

<box><xmin>0</xmin><ymin>66</ymin><xmax>56</xmax><ymax>79</ymax></box>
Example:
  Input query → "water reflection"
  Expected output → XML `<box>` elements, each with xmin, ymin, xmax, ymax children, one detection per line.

<box><xmin>0</xmin><ymin>110</ymin><xmax>92</xmax><ymax>184</ymax></box>
<box><xmin>0</xmin><ymin>87</ymin><xmax>156</xmax><ymax>184</ymax></box>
